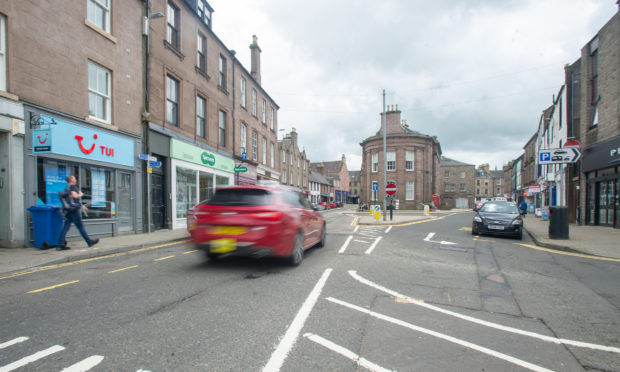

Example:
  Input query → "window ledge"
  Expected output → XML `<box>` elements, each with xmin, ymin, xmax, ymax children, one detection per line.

<box><xmin>0</xmin><ymin>90</ymin><xmax>19</xmax><ymax>101</ymax></box>
<box><xmin>84</xmin><ymin>116</ymin><xmax>118</xmax><ymax>130</ymax></box>
<box><xmin>84</xmin><ymin>20</ymin><xmax>117</xmax><ymax>44</ymax></box>
<box><xmin>218</xmin><ymin>85</ymin><xmax>229</xmax><ymax>95</ymax></box>
<box><xmin>164</xmin><ymin>41</ymin><xmax>185</xmax><ymax>61</ymax></box>
<box><xmin>195</xmin><ymin>66</ymin><xmax>210</xmax><ymax>81</ymax></box>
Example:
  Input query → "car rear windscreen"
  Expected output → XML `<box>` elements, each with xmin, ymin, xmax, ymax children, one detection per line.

<box><xmin>203</xmin><ymin>189</ymin><xmax>272</xmax><ymax>206</ymax></box>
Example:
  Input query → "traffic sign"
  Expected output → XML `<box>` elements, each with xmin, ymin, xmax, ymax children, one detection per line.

<box><xmin>149</xmin><ymin>161</ymin><xmax>162</xmax><ymax>167</ymax></box>
<box><xmin>234</xmin><ymin>166</ymin><xmax>248</xmax><ymax>173</ymax></box>
<box><xmin>385</xmin><ymin>182</ymin><xmax>397</xmax><ymax>196</ymax></box>
<box><xmin>139</xmin><ymin>154</ymin><xmax>157</xmax><ymax>162</ymax></box>
<box><xmin>241</xmin><ymin>152</ymin><xmax>247</xmax><ymax>161</ymax></box>
<box><xmin>372</xmin><ymin>183</ymin><xmax>378</xmax><ymax>191</ymax></box>
<box><xmin>538</xmin><ymin>148</ymin><xmax>581</xmax><ymax>164</ymax></box>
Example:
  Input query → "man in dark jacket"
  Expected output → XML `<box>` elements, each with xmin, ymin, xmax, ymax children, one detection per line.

<box><xmin>58</xmin><ymin>175</ymin><xmax>99</xmax><ymax>250</ymax></box>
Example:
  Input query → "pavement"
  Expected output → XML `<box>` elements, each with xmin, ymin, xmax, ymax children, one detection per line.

<box><xmin>1</xmin><ymin>208</ymin><xmax>618</xmax><ymax>278</ymax></box>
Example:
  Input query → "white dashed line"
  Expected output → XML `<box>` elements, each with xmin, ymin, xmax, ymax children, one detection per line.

<box><xmin>61</xmin><ymin>355</ymin><xmax>104</xmax><ymax>372</ymax></box>
<box><xmin>364</xmin><ymin>236</ymin><xmax>382</xmax><ymax>255</ymax></box>
<box><xmin>0</xmin><ymin>337</ymin><xmax>28</xmax><ymax>350</ymax></box>
<box><xmin>0</xmin><ymin>345</ymin><xmax>65</xmax><ymax>372</ymax></box>
<box><xmin>338</xmin><ymin>236</ymin><xmax>353</xmax><ymax>254</ymax></box>
<box><xmin>385</xmin><ymin>226</ymin><xmax>392</xmax><ymax>233</ymax></box>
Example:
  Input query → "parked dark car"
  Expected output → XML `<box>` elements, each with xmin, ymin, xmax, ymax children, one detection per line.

<box><xmin>472</xmin><ymin>201</ymin><xmax>523</xmax><ymax>239</ymax></box>
<box><xmin>187</xmin><ymin>185</ymin><xmax>326</xmax><ymax>265</ymax></box>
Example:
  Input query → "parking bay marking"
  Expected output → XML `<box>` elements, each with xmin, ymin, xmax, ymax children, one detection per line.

<box><xmin>0</xmin><ymin>344</ymin><xmax>65</xmax><ymax>372</ymax></box>
<box><xmin>326</xmin><ymin>297</ymin><xmax>554</xmax><ymax>372</ymax></box>
<box><xmin>348</xmin><ymin>270</ymin><xmax>620</xmax><ymax>354</ymax></box>
<box><xmin>423</xmin><ymin>232</ymin><xmax>457</xmax><ymax>245</ymax></box>
<box><xmin>303</xmin><ymin>333</ymin><xmax>393</xmax><ymax>372</ymax></box>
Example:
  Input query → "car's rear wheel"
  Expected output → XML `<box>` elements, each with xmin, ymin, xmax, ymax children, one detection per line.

<box><xmin>207</xmin><ymin>252</ymin><xmax>221</xmax><ymax>261</ymax></box>
<box><xmin>316</xmin><ymin>223</ymin><xmax>326</xmax><ymax>248</ymax></box>
<box><xmin>288</xmin><ymin>232</ymin><xmax>304</xmax><ymax>266</ymax></box>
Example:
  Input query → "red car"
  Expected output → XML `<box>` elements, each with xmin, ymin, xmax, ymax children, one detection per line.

<box><xmin>187</xmin><ymin>185</ymin><xmax>326</xmax><ymax>265</ymax></box>
<box><xmin>319</xmin><ymin>201</ymin><xmax>330</xmax><ymax>209</ymax></box>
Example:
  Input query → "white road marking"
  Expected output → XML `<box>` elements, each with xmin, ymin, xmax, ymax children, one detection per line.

<box><xmin>338</xmin><ymin>236</ymin><xmax>353</xmax><ymax>254</ymax></box>
<box><xmin>423</xmin><ymin>232</ymin><xmax>456</xmax><ymax>245</ymax></box>
<box><xmin>385</xmin><ymin>226</ymin><xmax>392</xmax><ymax>233</ymax></box>
<box><xmin>0</xmin><ymin>345</ymin><xmax>65</xmax><ymax>372</ymax></box>
<box><xmin>349</xmin><ymin>270</ymin><xmax>620</xmax><ymax>354</ymax></box>
<box><xmin>354</xmin><ymin>226</ymin><xmax>360</xmax><ymax>233</ymax></box>
<box><xmin>61</xmin><ymin>355</ymin><xmax>104</xmax><ymax>371</ymax></box>
<box><xmin>353</xmin><ymin>240</ymin><xmax>369</xmax><ymax>243</ymax></box>
<box><xmin>326</xmin><ymin>297</ymin><xmax>554</xmax><ymax>372</ymax></box>
<box><xmin>303</xmin><ymin>333</ymin><xmax>394</xmax><ymax>372</ymax></box>
<box><xmin>0</xmin><ymin>337</ymin><xmax>28</xmax><ymax>350</ymax></box>
<box><xmin>262</xmin><ymin>268</ymin><xmax>333</xmax><ymax>372</ymax></box>
<box><xmin>364</xmin><ymin>236</ymin><xmax>382</xmax><ymax>255</ymax></box>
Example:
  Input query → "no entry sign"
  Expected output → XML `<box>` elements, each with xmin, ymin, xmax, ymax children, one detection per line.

<box><xmin>385</xmin><ymin>182</ymin><xmax>397</xmax><ymax>196</ymax></box>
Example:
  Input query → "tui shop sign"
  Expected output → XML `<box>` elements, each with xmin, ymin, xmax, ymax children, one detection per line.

<box><xmin>170</xmin><ymin>139</ymin><xmax>234</xmax><ymax>173</ymax></box>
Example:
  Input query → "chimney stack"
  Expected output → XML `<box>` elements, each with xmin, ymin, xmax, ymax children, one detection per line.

<box><xmin>250</xmin><ymin>35</ymin><xmax>262</xmax><ymax>85</ymax></box>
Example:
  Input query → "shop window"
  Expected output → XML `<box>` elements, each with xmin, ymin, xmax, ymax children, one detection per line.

<box><xmin>176</xmin><ymin>167</ymin><xmax>197</xmax><ymax>219</ymax></box>
<box><xmin>37</xmin><ymin>158</ymin><xmax>115</xmax><ymax>219</ymax></box>
<box><xmin>199</xmin><ymin>171</ymin><xmax>214</xmax><ymax>202</ymax></box>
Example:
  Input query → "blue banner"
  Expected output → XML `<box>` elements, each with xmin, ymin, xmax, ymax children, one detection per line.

<box><xmin>32</xmin><ymin>114</ymin><xmax>134</xmax><ymax>167</ymax></box>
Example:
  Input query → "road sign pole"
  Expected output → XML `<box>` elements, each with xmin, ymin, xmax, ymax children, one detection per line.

<box><xmin>382</xmin><ymin>89</ymin><xmax>386</xmax><ymax>221</ymax></box>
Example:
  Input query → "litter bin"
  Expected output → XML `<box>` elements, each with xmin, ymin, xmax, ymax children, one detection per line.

<box><xmin>28</xmin><ymin>205</ymin><xmax>64</xmax><ymax>249</ymax></box>
<box><xmin>548</xmin><ymin>206</ymin><xmax>569</xmax><ymax>239</ymax></box>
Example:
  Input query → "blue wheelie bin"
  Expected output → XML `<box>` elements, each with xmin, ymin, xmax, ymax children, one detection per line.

<box><xmin>28</xmin><ymin>205</ymin><xmax>64</xmax><ymax>249</ymax></box>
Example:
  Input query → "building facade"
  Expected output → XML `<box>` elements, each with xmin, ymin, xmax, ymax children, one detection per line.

<box><xmin>439</xmin><ymin>157</ymin><xmax>475</xmax><ymax>209</ymax></box>
<box><xmin>348</xmin><ymin>170</ymin><xmax>361</xmax><ymax>204</ymax></box>
<box><xmin>309</xmin><ymin>171</ymin><xmax>332</xmax><ymax>205</ymax></box>
<box><xmin>278</xmin><ymin>128</ymin><xmax>309</xmax><ymax>191</ymax></box>
<box><xmin>360</xmin><ymin>106</ymin><xmax>441</xmax><ymax>210</ymax></box>
<box><xmin>310</xmin><ymin>155</ymin><xmax>350</xmax><ymax>204</ymax></box>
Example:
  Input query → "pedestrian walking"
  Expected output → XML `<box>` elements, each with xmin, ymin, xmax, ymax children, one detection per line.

<box><xmin>519</xmin><ymin>200</ymin><xmax>528</xmax><ymax>218</ymax></box>
<box><xmin>58</xmin><ymin>175</ymin><xmax>99</xmax><ymax>250</ymax></box>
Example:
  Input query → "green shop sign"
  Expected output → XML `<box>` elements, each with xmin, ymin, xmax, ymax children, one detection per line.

<box><xmin>170</xmin><ymin>139</ymin><xmax>234</xmax><ymax>173</ymax></box>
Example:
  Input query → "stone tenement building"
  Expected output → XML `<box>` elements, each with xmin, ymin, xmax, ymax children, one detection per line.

<box><xmin>310</xmin><ymin>155</ymin><xmax>350</xmax><ymax>204</ymax></box>
<box><xmin>439</xmin><ymin>157</ymin><xmax>475</xmax><ymax>209</ymax></box>
<box><xmin>279</xmin><ymin>128</ymin><xmax>309</xmax><ymax>192</ymax></box>
<box><xmin>360</xmin><ymin>105</ymin><xmax>441</xmax><ymax>210</ymax></box>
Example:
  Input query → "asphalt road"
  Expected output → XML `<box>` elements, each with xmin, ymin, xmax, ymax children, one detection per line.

<box><xmin>1</xmin><ymin>209</ymin><xmax>619</xmax><ymax>371</ymax></box>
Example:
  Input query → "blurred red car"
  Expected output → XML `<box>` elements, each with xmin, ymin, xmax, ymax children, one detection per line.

<box><xmin>329</xmin><ymin>201</ymin><xmax>337</xmax><ymax>208</ymax></box>
<box><xmin>187</xmin><ymin>185</ymin><xmax>326</xmax><ymax>265</ymax></box>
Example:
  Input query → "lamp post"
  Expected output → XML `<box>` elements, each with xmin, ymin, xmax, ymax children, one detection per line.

<box><xmin>142</xmin><ymin>1</ymin><xmax>164</xmax><ymax>233</ymax></box>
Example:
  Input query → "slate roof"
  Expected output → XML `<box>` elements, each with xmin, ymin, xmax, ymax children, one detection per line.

<box><xmin>349</xmin><ymin>170</ymin><xmax>361</xmax><ymax>182</ymax></box>
<box><xmin>309</xmin><ymin>171</ymin><xmax>331</xmax><ymax>185</ymax></box>
<box><xmin>440</xmin><ymin>157</ymin><xmax>473</xmax><ymax>167</ymax></box>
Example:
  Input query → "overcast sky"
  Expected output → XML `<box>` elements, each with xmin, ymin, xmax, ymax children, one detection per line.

<box><xmin>208</xmin><ymin>0</ymin><xmax>618</xmax><ymax>171</ymax></box>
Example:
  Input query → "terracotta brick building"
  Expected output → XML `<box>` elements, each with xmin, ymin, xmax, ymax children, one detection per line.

<box><xmin>360</xmin><ymin>106</ymin><xmax>441</xmax><ymax>210</ymax></box>
<box><xmin>310</xmin><ymin>155</ymin><xmax>350</xmax><ymax>204</ymax></box>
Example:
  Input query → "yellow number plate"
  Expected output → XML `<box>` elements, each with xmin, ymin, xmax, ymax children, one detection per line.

<box><xmin>209</xmin><ymin>226</ymin><xmax>248</xmax><ymax>235</ymax></box>
<box><xmin>210</xmin><ymin>239</ymin><xmax>236</xmax><ymax>253</ymax></box>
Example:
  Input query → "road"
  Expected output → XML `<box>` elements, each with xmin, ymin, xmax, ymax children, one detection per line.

<box><xmin>1</xmin><ymin>209</ymin><xmax>619</xmax><ymax>371</ymax></box>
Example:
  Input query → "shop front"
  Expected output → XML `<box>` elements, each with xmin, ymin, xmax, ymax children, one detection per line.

<box><xmin>25</xmin><ymin>110</ymin><xmax>142</xmax><ymax>244</ymax></box>
<box><xmin>170</xmin><ymin>139</ymin><xmax>234</xmax><ymax>229</ymax></box>
<box><xmin>582</xmin><ymin>134</ymin><xmax>620</xmax><ymax>228</ymax></box>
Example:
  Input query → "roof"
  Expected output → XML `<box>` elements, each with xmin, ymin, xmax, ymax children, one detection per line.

<box><xmin>440</xmin><ymin>157</ymin><xmax>473</xmax><ymax>167</ymax></box>
<box><xmin>310</xmin><ymin>160</ymin><xmax>343</xmax><ymax>175</ymax></box>
<box><xmin>309</xmin><ymin>171</ymin><xmax>331</xmax><ymax>185</ymax></box>
<box><xmin>349</xmin><ymin>170</ymin><xmax>361</xmax><ymax>182</ymax></box>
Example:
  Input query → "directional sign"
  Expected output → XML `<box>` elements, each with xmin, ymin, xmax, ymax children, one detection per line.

<box><xmin>139</xmin><ymin>154</ymin><xmax>157</xmax><ymax>162</ymax></box>
<box><xmin>538</xmin><ymin>148</ymin><xmax>581</xmax><ymax>164</ymax></box>
<box><xmin>372</xmin><ymin>183</ymin><xmax>378</xmax><ymax>191</ymax></box>
<box><xmin>149</xmin><ymin>161</ymin><xmax>162</xmax><ymax>167</ymax></box>
<box><xmin>385</xmin><ymin>182</ymin><xmax>397</xmax><ymax>196</ymax></box>
<box><xmin>241</xmin><ymin>152</ymin><xmax>247</xmax><ymax>161</ymax></box>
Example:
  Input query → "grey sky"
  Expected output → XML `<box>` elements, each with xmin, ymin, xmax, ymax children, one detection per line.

<box><xmin>208</xmin><ymin>0</ymin><xmax>618</xmax><ymax>171</ymax></box>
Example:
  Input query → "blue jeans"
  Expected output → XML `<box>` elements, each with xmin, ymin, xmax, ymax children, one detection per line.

<box><xmin>59</xmin><ymin>209</ymin><xmax>93</xmax><ymax>245</ymax></box>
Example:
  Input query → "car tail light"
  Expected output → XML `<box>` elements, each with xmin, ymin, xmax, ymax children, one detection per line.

<box><xmin>250</xmin><ymin>211</ymin><xmax>284</xmax><ymax>221</ymax></box>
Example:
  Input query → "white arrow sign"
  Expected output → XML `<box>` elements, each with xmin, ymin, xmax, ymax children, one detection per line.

<box><xmin>423</xmin><ymin>232</ymin><xmax>457</xmax><ymax>245</ymax></box>
<box><xmin>538</xmin><ymin>147</ymin><xmax>581</xmax><ymax>164</ymax></box>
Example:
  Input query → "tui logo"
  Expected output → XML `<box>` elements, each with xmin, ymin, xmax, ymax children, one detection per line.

<box><xmin>75</xmin><ymin>134</ymin><xmax>97</xmax><ymax>154</ymax></box>
<box><xmin>37</xmin><ymin>132</ymin><xmax>49</xmax><ymax>144</ymax></box>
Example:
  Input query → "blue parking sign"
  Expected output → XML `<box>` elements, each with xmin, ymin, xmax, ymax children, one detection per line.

<box><xmin>539</xmin><ymin>152</ymin><xmax>551</xmax><ymax>162</ymax></box>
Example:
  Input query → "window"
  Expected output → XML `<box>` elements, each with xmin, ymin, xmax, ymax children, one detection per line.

<box><xmin>270</xmin><ymin>107</ymin><xmax>274</xmax><ymax>130</ymax></box>
<box><xmin>240</xmin><ymin>123</ymin><xmax>247</xmax><ymax>154</ymax></box>
<box><xmin>460</xmin><ymin>183</ymin><xmax>466</xmax><ymax>192</ymax></box>
<box><xmin>218</xmin><ymin>110</ymin><xmax>226</xmax><ymax>146</ymax></box>
<box><xmin>0</xmin><ymin>15</ymin><xmax>5</xmax><ymax>91</ymax></box>
<box><xmin>251</xmin><ymin>89</ymin><xmax>257</xmax><ymax>116</ymax></box>
<box><xmin>297</xmin><ymin>157</ymin><xmax>300</xmax><ymax>168</ymax></box>
<box><xmin>477</xmin><ymin>180</ymin><xmax>480</xmax><ymax>186</ymax></box>
<box><xmin>444</xmin><ymin>170</ymin><xmax>450</xmax><ymax>178</ymax></box>
<box><xmin>166</xmin><ymin>2</ymin><xmax>179</xmax><ymax>49</ymax></box>
<box><xmin>282</xmin><ymin>150</ymin><xmax>286</xmax><ymax>163</ymax></box>
<box><xmin>372</xmin><ymin>153</ymin><xmax>378</xmax><ymax>172</ymax></box>
<box><xmin>240</xmin><ymin>78</ymin><xmax>246</xmax><ymax>108</ymax></box>
<box><xmin>196</xmin><ymin>34</ymin><xmax>206</xmax><ymax>73</ymax></box>
<box><xmin>289</xmin><ymin>152</ymin><xmax>293</xmax><ymax>164</ymax></box>
<box><xmin>460</xmin><ymin>171</ymin><xmax>465</xmax><ymax>178</ymax></box>
<box><xmin>196</xmin><ymin>0</ymin><xmax>212</xmax><ymax>27</ymax></box>
<box><xmin>262</xmin><ymin>137</ymin><xmax>267</xmax><ymax>165</ymax></box>
<box><xmin>444</xmin><ymin>184</ymin><xmax>451</xmax><ymax>192</ymax></box>
<box><xmin>87</xmin><ymin>0</ymin><xmax>110</xmax><ymax>33</ymax></box>
<box><xmin>386</xmin><ymin>152</ymin><xmax>395</xmax><ymax>171</ymax></box>
<box><xmin>165</xmin><ymin>75</ymin><xmax>179</xmax><ymax>126</ymax></box>
<box><xmin>252</xmin><ymin>130</ymin><xmax>258</xmax><ymax>160</ymax></box>
<box><xmin>282</xmin><ymin>171</ymin><xmax>287</xmax><ymax>184</ymax></box>
<box><xmin>405</xmin><ymin>151</ymin><xmax>414</xmax><ymax>171</ymax></box>
<box><xmin>270</xmin><ymin>142</ymin><xmax>275</xmax><ymax>168</ymax></box>
<box><xmin>196</xmin><ymin>95</ymin><xmax>206</xmax><ymax>138</ymax></box>
<box><xmin>88</xmin><ymin>61</ymin><xmax>111</xmax><ymax>123</ymax></box>
<box><xmin>406</xmin><ymin>181</ymin><xmax>414</xmax><ymax>200</ymax></box>
<box><xmin>219</xmin><ymin>55</ymin><xmax>227</xmax><ymax>88</ymax></box>
<box><xmin>372</xmin><ymin>182</ymin><xmax>378</xmax><ymax>201</ymax></box>
<box><xmin>261</xmin><ymin>99</ymin><xmax>266</xmax><ymax>123</ymax></box>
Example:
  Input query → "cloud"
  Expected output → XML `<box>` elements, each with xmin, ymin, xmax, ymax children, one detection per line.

<box><xmin>208</xmin><ymin>0</ymin><xmax>617</xmax><ymax>171</ymax></box>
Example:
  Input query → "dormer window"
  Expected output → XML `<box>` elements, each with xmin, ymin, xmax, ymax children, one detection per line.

<box><xmin>197</xmin><ymin>0</ymin><xmax>213</xmax><ymax>28</ymax></box>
